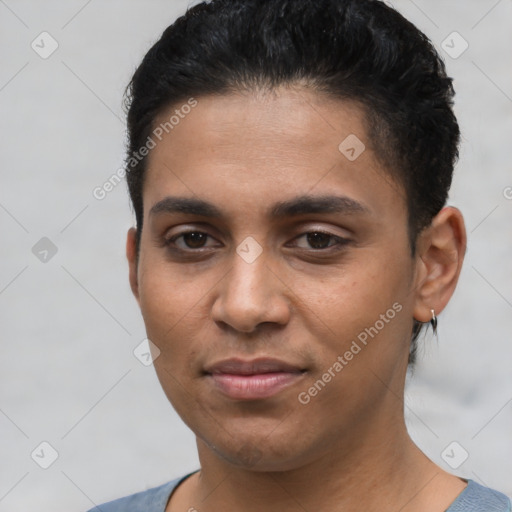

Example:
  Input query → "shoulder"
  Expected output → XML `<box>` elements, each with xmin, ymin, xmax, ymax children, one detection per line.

<box><xmin>85</xmin><ymin>474</ymin><xmax>189</xmax><ymax>512</ymax></box>
<box><xmin>447</xmin><ymin>480</ymin><xmax>511</xmax><ymax>512</ymax></box>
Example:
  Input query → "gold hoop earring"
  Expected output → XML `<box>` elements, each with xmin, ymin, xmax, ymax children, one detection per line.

<box><xmin>430</xmin><ymin>309</ymin><xmax>437</xmax><ymax>334</ymax></box>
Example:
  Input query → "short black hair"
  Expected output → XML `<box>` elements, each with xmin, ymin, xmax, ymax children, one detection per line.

<box><xmin>123</xmin><ymin>0</ymin><xmax>460</xmax><ymax>364</ymax></box>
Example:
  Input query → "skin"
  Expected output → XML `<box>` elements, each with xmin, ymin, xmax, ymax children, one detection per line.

<box><xmin>126</xmin><ymin>85</ymin><xmax>468</xmax><ymax>511</ymax></box>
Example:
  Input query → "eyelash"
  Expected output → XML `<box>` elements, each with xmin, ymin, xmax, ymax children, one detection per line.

<box><xmin>164</xmin><ymin>229</ymin><xmax>350</xmax><ymax>254</ymax></box>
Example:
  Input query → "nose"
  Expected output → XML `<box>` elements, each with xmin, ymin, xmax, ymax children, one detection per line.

<box><xmin>211</xmin><ymin>247</ymin><xmax>291</xmax><ymax>334</ymax></box>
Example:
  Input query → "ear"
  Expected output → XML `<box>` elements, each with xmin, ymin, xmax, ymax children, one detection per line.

<box><xmin>412</xmin><ymin>206</ymin><xmax>467</xmax><ymax>323</ymax></box>
<box><xmin>126</xmin><ymin>227</ymin><xmax>141</xmax><ymax>306</ymax></box>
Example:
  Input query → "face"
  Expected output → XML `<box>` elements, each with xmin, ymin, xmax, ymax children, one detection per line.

<box><xmin>128</xmin><ymin>86</ymin><xmax>423</xmax><ymax>471</ymax></box>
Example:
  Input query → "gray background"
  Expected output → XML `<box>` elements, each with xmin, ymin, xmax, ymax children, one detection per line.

<box><xmin>0</xmin><ymin>0</ymin><xmax>511</xmax><ymax>510</ymax></box>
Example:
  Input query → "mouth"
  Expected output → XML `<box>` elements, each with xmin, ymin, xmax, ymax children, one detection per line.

<box><xmin>204</xmin><ymin>358</ymin><xmax>307</xmax><ymax>400</ymax></box>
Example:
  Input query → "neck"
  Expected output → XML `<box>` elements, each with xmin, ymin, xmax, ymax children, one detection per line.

<box><xmin>178</xmin><ymin>411</ymin><xmax>456</xmax><ymax>512</ymax></box>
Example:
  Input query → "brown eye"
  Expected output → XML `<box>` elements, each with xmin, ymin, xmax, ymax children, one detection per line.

<box><xmin>306</xmin><ymin>232</ymin><xmax>334</xmax><ymax>249</ymax></box>
<box><xmin>292</xmin><ymin>231</ymin><xmax>349</xmax><ymax>251</ymax></box>
<box><xmin>181</xmin><ymin>232</ymin><xmax>208</xmax><ymax>248</ymax></box>
<box><xmin>165</xmin><ymin>231</ymin><xmax>216</xmax><ymax>251</ymax></box>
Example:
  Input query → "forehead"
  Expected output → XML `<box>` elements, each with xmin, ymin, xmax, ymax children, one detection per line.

<box><xmin>143</xmin><ymin>86</ymin><xmax>406</xmax><ymax>222</ymax></box>
<box><xmin>150</xmin><ymin>87</ymin><xmax>367</xmax><ymax>169</ymax></box>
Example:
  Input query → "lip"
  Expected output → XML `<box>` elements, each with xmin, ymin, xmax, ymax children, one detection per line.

<box><xmin>204</xmin><ymin>358</ymin><xmax>306</xmax><ymax>400</ymax></box>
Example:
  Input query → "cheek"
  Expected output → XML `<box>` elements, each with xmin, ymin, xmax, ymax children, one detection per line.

<box><xmin>292</xmin><ymin>255</ymin><xmax>412</xmax><ymax>378</ymax></box>
<box><xmin>295</xmin><ymin>255</ymin><xmax>406</xmax><ymax>325</ymax></box>
<box><xmin>138</xmin><ymin>265</ymin><xmax>205</xmax><ymax>411</ymax></box>
<box><xmin>137</xmin><ymin>260</ymin><xmax>204</xmax><ymax>355</ymax></box>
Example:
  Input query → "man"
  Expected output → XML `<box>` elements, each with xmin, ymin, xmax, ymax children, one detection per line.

<box><xmin>89</xmin><ymin>0</ymin><xmax>511</xmax><ymax>510</ymax></box>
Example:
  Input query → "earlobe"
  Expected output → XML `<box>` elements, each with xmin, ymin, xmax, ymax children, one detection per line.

<box><xmin>126</xmin><ymin>227</ymin><xmax>141</xmax><ymax>305</ymax></box>
<box><xmin>412</xmin><ymin>206</ymin><xmax>467</xmax><ymax>324</ymax></box>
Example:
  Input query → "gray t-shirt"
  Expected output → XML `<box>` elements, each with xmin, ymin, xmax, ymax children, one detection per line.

<box><xmin>87</xmin><ymin>472</ymin><xmax>511</xmax><ymax>512</ymax></box>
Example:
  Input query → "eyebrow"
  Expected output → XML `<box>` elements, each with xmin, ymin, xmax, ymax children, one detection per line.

<box><xmin>149</xmin><ymin>194</ymin><xmax>370</xmax><ymax>219</ymax></box>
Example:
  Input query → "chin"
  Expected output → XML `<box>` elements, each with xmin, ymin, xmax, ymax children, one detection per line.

<box><xmin>200</xmin><ymin>430</ymin><xmax>317</xmax><ymax>473</ymax></box>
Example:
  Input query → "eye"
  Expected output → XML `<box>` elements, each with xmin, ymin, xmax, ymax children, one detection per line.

<box><xmin>163</xmin><ymin>229</ymin><xmax>350</xmax><ymax>254</ymax></box>
<box><xmin>291</xmin><ymin>230</ymin><xmax>350</xmax><ymax>251</ymax></box>
<box><xmin>165</xmin><ymin>230</ymin><xmax>218</xmax><ymax>251</ymax></box>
